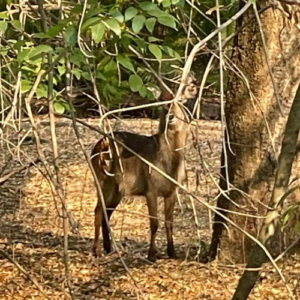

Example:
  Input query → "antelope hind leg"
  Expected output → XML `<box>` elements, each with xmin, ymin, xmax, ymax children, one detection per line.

<box><xmin>165</xmin><ymin>192</ymin><xmax>176</xmax><ymax>258</ymax></box>
<box><xmin>94</xmin><ymin>200</ymin><xmax>103</xmax><ymax>257</ymax></box>
<box><xmin>93</xmin><ymin>185</ymin><xmax>118</xmax><ymax>257</ymax></box>
<box><xmin>146</xmin><ymin>191</ymin><xmax>158</xmax><ymax>262</ymax></box>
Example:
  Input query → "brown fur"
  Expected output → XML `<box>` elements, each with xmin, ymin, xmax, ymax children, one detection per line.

<box><xmin>91</xmin><ymin>77</ymin><xmax>198</xmax><ymax>261</ymax></box>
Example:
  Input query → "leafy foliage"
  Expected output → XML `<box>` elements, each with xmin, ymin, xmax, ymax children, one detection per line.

<box><xmin>0</xmin><ymin>0</ymin><xmax>239</xmax><ymax>114</ymax></box>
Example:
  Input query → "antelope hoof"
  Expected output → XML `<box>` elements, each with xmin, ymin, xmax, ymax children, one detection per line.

<box><xmin>168</xmin><ymin>247</ymin><xmax>176</xmax><ymax>259</ymax></box>
<box><xmin>93</xmin><ymin>245</ymin><xmax>102</xmax><ymax>257</ymax></box>
<box><xmin>104</xmin><ymin>244</ymin><xmax>112</xmax><ymax>254</ymax></box>
<box><xmin>168</xmin><ymin>251</ymin><xmax>177</xmax><ymax>259</ymax></box>
<box><xmin>148</xmin><ymin>246</ymin><xmax>158</xmax><ymax>262</ymax></box>
<box><xmin>147</xmin><ymin>253</ymin><xmax>157</xmax><ymax>262</ymax></box>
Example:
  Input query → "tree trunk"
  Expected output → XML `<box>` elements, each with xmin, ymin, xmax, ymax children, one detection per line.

<box><xmin>232</xmin><ymin>78</ymin><xmax>300</xmax><ymax>300</ymax></box>
<box><xmin>208</xmin><ymin>2</ymin><xmax>300</xmax><ymax>264</ymax></box>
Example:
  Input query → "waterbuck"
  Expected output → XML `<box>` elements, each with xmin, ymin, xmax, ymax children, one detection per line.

<box><xmin>91</xmin><ymin>76</ymin><xmax>198</xmax><ymax>262</ymax></box>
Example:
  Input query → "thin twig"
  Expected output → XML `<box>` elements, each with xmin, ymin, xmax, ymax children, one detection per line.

<box><xmin>77</xmin><ymin>0</ymin><xmax>94</xmax><ymax>58</ymax></box>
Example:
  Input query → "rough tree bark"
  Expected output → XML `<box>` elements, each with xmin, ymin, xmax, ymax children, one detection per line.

<box><xmin>232</xmin><ymin>63</ymin><xmax>300</xmax><ymax>300</ymax></box>
<box><xmin>208</xmin><ymin>1</ymin><xmax>300</xmax><ymax>263</ymax></box>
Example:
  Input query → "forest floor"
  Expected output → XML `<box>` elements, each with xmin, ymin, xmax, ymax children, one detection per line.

<box><xmin>0</xmin><ymin>117</ymin><xmax>299</xmax><ymax>300</ymax></box>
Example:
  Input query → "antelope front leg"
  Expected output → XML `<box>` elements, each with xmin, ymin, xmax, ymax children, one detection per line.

<box><xmin>94</xmin><ymin>202</ymin><xmax>103</xmax><ymax>257</ymax></box>
<box><xmin>146</xmin><ymin>192</ymin><xmax>158</xmax><ymax>262</ymax></box>
<box><xmin>164</xmin><ymin>192</ymin><xmax>176</xmax><ymax>258</ymax></box>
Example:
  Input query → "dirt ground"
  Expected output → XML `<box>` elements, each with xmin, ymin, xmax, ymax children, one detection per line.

<box><xmin>0</xmin><ymin>117</ymin><xmax>299</xmax><ymax>300</ymax></box>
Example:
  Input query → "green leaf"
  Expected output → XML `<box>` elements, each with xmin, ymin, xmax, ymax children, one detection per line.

<box><xmin>147</xmin><ymin>9</ymin><xmax>166</xmax><ymax>17</ymax></box>
<box><xmin>65</xmin><ymin>25</ymin><xmax>77</xmax><ymax>46</ymax></box>
<box><xmin>54</xmin><ymin>102</ymin><xmax>65</xmax><ymax>114</ymax></box>
<box><xmin>0</xmin><ymin>46</ymin><xmax>8</xmax><ymax>56</ymax></box>
<box><xmin>148</xmin><ymin>37</ymin><xmax>161</xmax><ymax>42</ymax></box>
<box><xmin>62</xmin><ymin>101</ymin><xmax>73</xmax><ymax>112</ymax></box>
<box><xmin>70</xmin><ymin>49</ymin><xmax>86</xmax><ymax>65</ymax></box>
<box><xmin>46</xmin><ymin>23</ymin><xmax>65</xmax><ymax>38</ymax></box>
<box><xmin>163</xmin><ymin>0</ymin><xmax>171</xmax><ymax>7</ymax></box>
<box><xmin>57</xmin><ymin>65</ymin><xmax>66</xmax><ymax>76</ymax></box>
<box><xmin>0</xmin><ymin>12</ymin><xmax>9</xmax><ymax>20</ymax></box>
<box><xmin>111</xmin><ymin>9</ymin><xmax>124</xmax><ymax>23</ymax></box>
<box><xmin>139</xmin><ymin>2</ymin><xmax>158</xmax><ymax>11</ymax></box>
<box><xmin>157</xmin><ymin>15</ymin><xmax>177</xmax><ymax>29</ymax></box>
<box><xmin>139</xmin><ymin>85</ymin><xmax>148</xmax><ymax>98</ymax></box>
<box><xmin>172</xmin><ymin>0</ymin><xmax>185</xmax><ymax>7</ymax></box>
<box><xmin>160</xmin><ymin>45</ymin><xmax>174</xmax><ymax>56</ymax></box>
<box><xmin>13</xmin><ymin>40</ymin><xmax>26</xmax><ymax>51</ymax></box>
<box><xmin>145</xmin><ymin>18</ymin><xmax>156</xmax><ymax>33</ymax></box>
<box><xmin>103</xmin><ymin>59</ymin><xmax>117</xmax><ymax>74</ymax></box>
<box><xmin>82</xmin><ymin>72</ymin><xmax>91</xmax><ymax>80</ymax></box>
<box><xmin>132</xmin><ymin>15</ymin><xmax>146</xmax><ymax>34</ymax></box>
<box><xmin>104</xmin><ymin>19</ymin><xmax>121</xmax><ymax>36</ymax></box>
<box><xmin>29</xmin><ymin>45</ymin><xmax>53</xmax><ymax>59</ymax></box>
<box><xmin>161</xmin><ymin>45</ymin><xmax>181</xmax><ymax>60</ymax></box>
<box><xmin>24</xmin><ymin>41</ymin><xmax>34</xmax><ymax>47</ymax></box>
<box><xmin>147</xmin><ymin>89</ymin><xmax>155</xmax><ymax>100</ymax></box>
<box><xmin>149</xmin><ymin>44</ymin><xmax>162</xmax><ymax>61</ymax></box>
<box><xmin>120</xmin><ymin>34</ymin><xmax>132</xmax><ymax>49</ymax></box>
<box><xmin>125</xmin><ymin>7</ymin><xmax>138</xmax><ymax>21</ymax></box>
<box><xmin>72</xmin><ymin>68</ymin><xmax>81</xmax><ymax>80</ymax></box>
<box><xmin>82</xmin><ymin>17</ymin><xmax>101</xmax><ymax>32</ymax></box>
<box><xmin>129</xmin><ymin>74</ymin><xmax>143</xmax><ymax>92</ymax></box>
<box><xmin>96</xmin><ymin>71</ymin><xmax>106</xmax><ymax>80</ymax></box>
<box><xmin>117</xmin><ymin>54</ymin><xmax>135</xmax><ymax>72</ymax></box>
<box><xmin>71</xmin><ymin>4</ymin><xmax>83</xmax><ymax>14</ymax></box>
<box><xmin>11</xmin><ymin>20</ymin><xmax>22</xmax><ymax>31</ymax></box>
<box><xmin>97</xmin><ymin>56</ymin><xmax>111</xmax><ymax>70</ymax></box>
<box><xmin>84</xmin><ymin>6</ymin><xmax>103</xmax><ymax>19</ymax></box>
<box><xmin>174</xmin><ymin>51</ymin><xmax>181</xmax><ymax>60</ymax></box>
<box><xmin>36</xmin><ymin>84</ymin><xmax>48</xmax><ymax>99</ymax></box>
<box><xmin>21</xmin><ymin>65</ymin><xmax>38</xmax><ymax>73</ymax></box>
<box><xmin>17</xmin><ymin>49</ymin><xmax>31</xmax><ymax>63</ymax></box>
<box><xmin>91</xmin><ymin>22</ymin><xmax>106</xmax><ymax>43</ymax></box>
<box><xmin>134</xmin><ymin>37</ymin><xmax>146</xmax><ymax>49</ymax></box>
<box><xmin>21</xmin><ymin>80</ymin><xmax>32</xmax><ymax>94</ymax></box>
<box><xmin>0</xmin><ymin>21</ymin><xmax>8</xmax><ymax>34</ymax></box>
<box><xmin>34</xmin><ymin>33</ymin><xmax>50</xmax><ymax>39</ymax></box>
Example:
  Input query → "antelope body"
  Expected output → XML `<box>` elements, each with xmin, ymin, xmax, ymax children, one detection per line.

<box><xmin>91</xmin><ymin>77</ymin><xmax>198</xmax><ymax>261</ymax></box>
